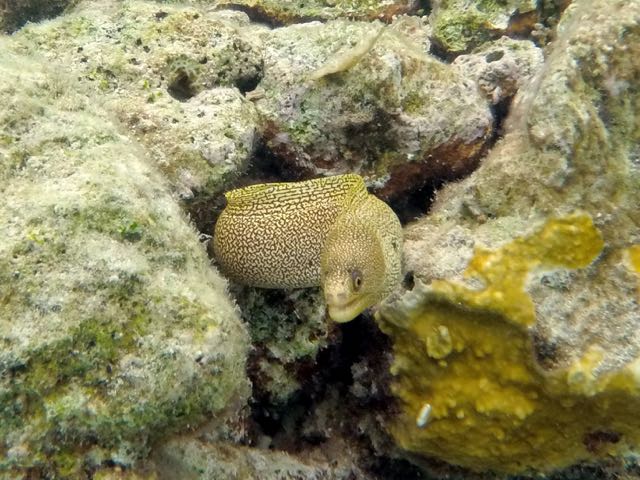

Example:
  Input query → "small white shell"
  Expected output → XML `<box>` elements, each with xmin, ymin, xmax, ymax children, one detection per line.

<box><xmin>416</xmin><ymin>403</ymin><xmax>432</xmax><ymax>428</ymax></box>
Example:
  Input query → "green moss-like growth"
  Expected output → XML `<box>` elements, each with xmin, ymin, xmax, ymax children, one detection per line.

<box><xmin>432</xmin><ymin>8</ymin><xmax>495</xmax><ymax>54</ymax></box>
<box><xmin>235</xmin><ymin>287</ymin><xmax>330</xmax><ymax>404</ymax></box>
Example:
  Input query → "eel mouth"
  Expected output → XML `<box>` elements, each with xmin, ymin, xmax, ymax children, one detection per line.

<box><xmin>326</xmin><ymin>296</ymin><xmax>372</xmax><ymax>323</ymax></box>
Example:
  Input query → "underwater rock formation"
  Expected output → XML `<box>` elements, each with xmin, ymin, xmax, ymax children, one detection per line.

<box><xmin>0</xmin><ymin>39</ymin><xmax>250</xmax><ymax>477</ymax></box>
<box><xmin>11</xmin><ymin>1</ymin><xmax>261</xmax><ymax>207</ymax></box>
<box><xmin>3</xmin><ymin>0</ymin><xmax>640</xmax><ymax>477</ymax></box>
<box><xmin>213</xmin><ymin>0</ymin><xmax>420</xmax><ymax>25</ymax></box>
<box><xmin>153</xmin><ymin>437</ymin><xmax>365</xmax><ymax>480</ymax></box>
<box><xmin>236</xmin><ymin>287</ymin><xmax>330</xmax><ymax>405</ymax></box>
<box><xmin>453</xmin><ymin>36</ymin><xmax>544</xmax><ymax>106</ymax></box>
<box><xmin>378</xmin><ymin>0</ymin><xmax>640</xmax><ymax>473</ymax></box>
<box><xmin>255</xmin><ymin>18</ymin><xmax>494</xmax><ymax>200</ymax></box>
<box><xmin>429</xmin><ymin>0</ymin><xmax>540</xmax><ymax>55</ymax></box>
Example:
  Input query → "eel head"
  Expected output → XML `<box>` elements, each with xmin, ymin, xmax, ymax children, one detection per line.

<box><xmin>321</xmin><ymin>220</ymin><xmax>386</xmax><ymax>323</ymax></box>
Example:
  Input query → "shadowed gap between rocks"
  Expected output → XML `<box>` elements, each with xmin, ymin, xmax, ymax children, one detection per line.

<box><xmin>245</xmin><ymin>314</ymin><xmax>430</xmax><ymax>479</ymax></box>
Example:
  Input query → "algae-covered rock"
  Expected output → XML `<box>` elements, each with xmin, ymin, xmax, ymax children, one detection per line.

<box><xmin>236</xmin><ymin>287</ymin><xmax>331</xmax><ymax>404</ymax></box>
<box><xmin>10</xmin><ymin>0</ymin><xmax>261</xmax><ymax>205</ymax></box>
<box><xmin>453</xmin><ymin>36</ymin><xmax>544</xmax><ymax>105</ymax></box>
<box><xmin>256</xmin><ymin>18</ymin><xmax>493</xmax><ymax>200</ymax></box>
<box><xmin>377</xmin><ymin>0</ymin><xmax>640</xmax><ymax>473</ymax></box>
<box><xmin>0</xmin><ymin>37</ymin><xmax>250</xmax><ymax>477</ymax></box>
<box><xmin>153</xmin><ymin>438</ymin><xmax>365</xmax><ymax>479</ymax></box>
<box><xmin>430</xmin><ymin>0</ymin><xmax>539</xmax><ymax>55</ymax></box>
<box><xmin>214</xmin><ymin>0</ymin><xmax>419</xmax><ymax>25</ymax></box>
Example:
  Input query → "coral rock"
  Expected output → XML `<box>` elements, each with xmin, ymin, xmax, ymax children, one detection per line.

<box><xmin>453</xmin><ymin>36</ymin><xmax>544</xmax><ymax>105</ymax></box>
<box><xmin>0</xmin><ymin>37</ymin><xmax>250</xmax><ymax>477</ymax></box>
<box><xmin>11</xmin><ymin>1</ymin><xmax>261</xmax><ymax>207</ymax></box>
<box><xmin>256</xmin><ymin>18</ymin><xmax>493</xmax><ymax>200</ymax></box>
<box><xmin>214</xmin><ymin>0</ymin><xmax>420</xmax><ymax>25</ymax></box>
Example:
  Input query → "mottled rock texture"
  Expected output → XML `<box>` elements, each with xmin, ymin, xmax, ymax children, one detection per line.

<box><xmin>153</xmin><ymin>438</ymin><xmax>366</xmax><ymax>480</ymax></box>
<box><xmin>12</xmin><ymin>1</ymin><xmax>261</xmax><ymax>207</ymax></box>
<box><xmin>378</xmin><ymin>0</ymin><xmax>640</xmax><ymax>473</ymax></box>
<box><xmin>256</xmin><ymin>18</ymin><xmax>493</xmax><ymax>200</ymax></box>
<box><xmin>214</xmin><ymin>0</ymin><xmax>420</xmax><ymax>25</ymax></box>
<box><xmin>0</xmin><ymin>38</ymin><xmax>250</xmax><ymax>477</ymax></box>
<box><xmin>237</xmin><ymin>287</ymin><xmax>330</xmax><ymax>404</ymax></box>
<box><xmin>430</xmin><ymin>0</ymin><xmax>539</xmax><ymax>55</ymax></box>
<box><xmin>453</xmin><ymin>36</ymin><xmax>544</xmax><ymax>105</ymax></box>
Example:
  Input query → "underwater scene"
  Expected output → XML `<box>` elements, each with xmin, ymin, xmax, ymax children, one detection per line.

<box><xmin>1</xmin><ymin>0</ymin><xmax>639</xmax><ymax>478</ymax></box>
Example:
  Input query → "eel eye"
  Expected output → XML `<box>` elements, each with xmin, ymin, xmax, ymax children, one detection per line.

<box><xmin>351</xmin><ymin>270</ymin><xmax>363</xmax><ymax>291</ymax></box>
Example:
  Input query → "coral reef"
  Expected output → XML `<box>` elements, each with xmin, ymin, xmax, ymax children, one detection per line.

<box><xmin>3</xmin><ymin>0</ymin><xmax>640</xmax><ymax>477</ymax></box>
<box><xmin>378</xmin><ymin>0</ymin><xmax>640</xmax><ymax>473</ymax></box>
<box><xmin>453</xmin><ymin>36</ymin><xmax>544</xmax><ymax>105</ymax></box>
<box><xmin>152</xmin><ymin>437</ymin><xmax>365</xmax><ymax>480</ymax></box>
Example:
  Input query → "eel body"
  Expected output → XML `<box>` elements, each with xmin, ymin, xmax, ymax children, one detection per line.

<box><xmin>213</xmin><ymin>174</ymin><xmax>402</xmax><ymax>322</ymax></box>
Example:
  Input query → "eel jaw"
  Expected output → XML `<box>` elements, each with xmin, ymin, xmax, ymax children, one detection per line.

<box><xmin>326</xmin><ymin>295</ymin><xmax>374</xmax><ymax>323</ymax></box>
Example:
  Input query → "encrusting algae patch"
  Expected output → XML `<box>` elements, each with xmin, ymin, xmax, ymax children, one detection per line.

<box><xmin>628</xmin><ymin>245</ymin><xmax>640</xmax><ymax>297</ymax></box>
<box><xmin>628</xmin><ymin>245</ymin><xmax>640</xmax><ymax>275</ymax></box>
<box><xmin>377</xmin><ymin>213</ymin><xmax>640</xmax><ymax>473</ymax></box>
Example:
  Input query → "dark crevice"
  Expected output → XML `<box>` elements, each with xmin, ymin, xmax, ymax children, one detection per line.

<box><xmin>489</xmin><ymin>95</ymin><xmax>514</xmax><ymax>141</ymax></box>
<box><xmin>1</xmin><ymin>0</ymin><xmax>76</xmax><ymax>33</ymax></box>
<box><xmin>411</xmin><ymin>0</ymin><xmax>432</xmax><ymax>17</ymax></box>
<box><xmin>214</xmin><ymin>4</ymin><xmax>323</xmax><ymax>28</ymax></box>
<box><xmin>388</xmin><ymin>179</ymin><xmax>443</xmax><ymax>225</ymax></box>
<box><xmin>238</xmin><ymin>143</ymin><xmax>310</xmax><ymax>186</ymax></box>
<box><xmin>428</xmin><ymin>39</ymin><xmax>462</xmax><ymax>63</ymax></box>
<box><xmin>235</xmin><ymin>69</ymin><xmax>263</xmax><ymax>94</ymax></box>
<box><xmin>167</xmin><ymin>70</ymin><xmax>197</xmax><ymax>101</ymax></box>
<box><xmin>245</xmin><ymin>314</ymin><xmax>413</xmax><ymax>478</ymax></box>
<box><xmin>450</xmin><ymin>94</ymin><xmax>514</xmax><ymax>180</ymax></box>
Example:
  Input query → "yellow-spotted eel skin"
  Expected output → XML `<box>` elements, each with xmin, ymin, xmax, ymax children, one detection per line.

<box><xmin>213</xmin><ymin>174</ymin><xmax>402</xmax><ymax>322</ymax></box>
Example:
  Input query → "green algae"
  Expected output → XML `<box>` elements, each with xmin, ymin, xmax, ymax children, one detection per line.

<box><xmin>432</xmin><ymin>8</ymin><xmax>496</xmax><ymax>54</ymax></box>
<box><xmin>236</xmin><ymin>287</ymin><xmax>329</xmax><ymax>404</ymax></box>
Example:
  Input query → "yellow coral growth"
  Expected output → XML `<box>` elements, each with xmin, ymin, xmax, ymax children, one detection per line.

<box><xmin>628</xmin><ymin>245</ymin><xmax>640</xmax><ymax>297</ymax></box>
<box><xmin>431</xmin><ymin>214</ymin><xmax>604</xmax><ymax>327</ymax></box>
<box><xmin>377</xmin><ymin>214</ymin><xmax>640</xmax><ymax>473</ymax></box>
<box><xmin>628</xmin><ymin>245</ymin><xmax>640</xmax><ymax>275</ymax></box>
